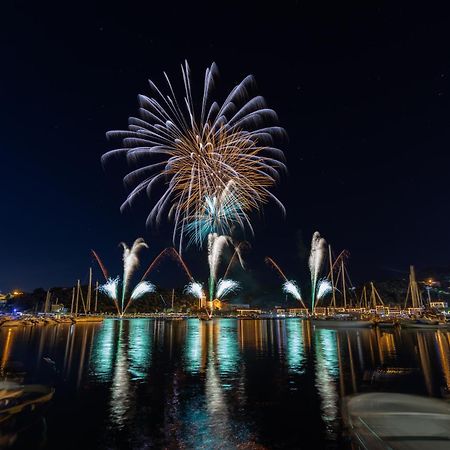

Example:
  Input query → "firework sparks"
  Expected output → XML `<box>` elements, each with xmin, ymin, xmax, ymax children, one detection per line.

<box><xmin>184</xmin><ymin>183</ymin><xmax>250</xmax><ymax>247</ymax></box>
<box><xmin>103</xmin><ymin>61</ymin><xmax>287</xmax><ymax>250</ymax></box>
<box><xmin>317</xmin><ymin>278</ymin><xmax>332</xmax><ymax>300</ymax></box>
<box><xmin>184</xmin><ymin>281</ymin><xmax>205</xmax><ymax>300</ymax></box>
<box><xmin>215</xmin><ymin>279</ymin><xmax>240</xmax><ymax>299</ymax></box>
<box><xmin>282</xmin><ymin>280</ymin><xmax>302</xmax><ymax>301</ymax></box>
<box><xmin>130</xmin><ymin>281</ymin><xmax>156</xmax><ymax>301</ymax></box>
<box><xmin>309</xmin><ymin>231</ymin><xmax>327</xmax><ymax>311</ymax></box>
<box><xmin>98</xmin><ymin>277</ymin><xmax>121</xmax><ymax>314</ymax></box>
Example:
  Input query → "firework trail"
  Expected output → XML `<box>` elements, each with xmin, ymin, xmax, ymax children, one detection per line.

<box><xmin>215</xmin><ymin>279</ymin><xmax>240</xmax><ymax>299</ymax></box>
<box><xmin>140</xmin><ymin>247</ymin><xmax>194</xmax><ymax>282</ymax></box>
<box><xmin>120</xmin><ymin>238</ymin><xmax>148</xmax><ymax>312</ymax></box>
<box><xmin>98</xmin><ymin>277</ymin><xmax>121</xmax><ymax>314</ymax></box>
<box><xmin>309</xmin><ymin>231</ymin><xmax>327</xmax><ymax>311</ymax></box>
<box><xmin>91</xmin><ymin>250</ymin><xmax>109</xmax><ymax>281</ymax></box>
<box><xmin>264</xmin><ymin>256</ymin><xmax>289</xmax><ymax>282</ymax></box>
<box><xmin>103</xmin><ymin>61</ymin><xmax>287</xmax><ymax>251</ymax></box>
<box><xmin>208</xmin><ymin>233</ymin><xmax>231</xmax><ymax>300</ymax></box>
<box><xmin>184</xmin><ymin>282</ymin><xmax>205</xmax><ymax>300</ymax></box>
<box><xmin>223</xmin><ymin>241</ymin><xmax>249</xmax><ymax>279</ymax></box>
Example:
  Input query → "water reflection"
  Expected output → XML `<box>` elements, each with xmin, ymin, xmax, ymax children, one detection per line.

<box><xmin>285</xmin><ymin>319</ymin><xmax>305</xmax><ymax>374</ymax></box>
<box><xmin>0</xmin><ymin>319</ymin><xmax>449</xmax><ymax>449</ymax></box>
<box><xmin>314</xmin><ymin>329</ymin><xmax>340</xmax><ymax>437</ymax></box>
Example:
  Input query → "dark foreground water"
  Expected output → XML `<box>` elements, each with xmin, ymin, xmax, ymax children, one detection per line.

<box><xmin>0</xmin><ymin>318</ymin><xmax>449</xmax><ymax>449</ymax></box>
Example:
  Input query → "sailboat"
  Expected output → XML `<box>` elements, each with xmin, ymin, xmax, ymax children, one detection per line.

<box><xmin>72</xmin><ymin>268</ymin><xmax>103</xmax><ymax>323</ymax></box>
<box><xmin>311</xmin><ymin>247</ymin><xmax>372</xmax><ymax>328</ymax></box>
<box><xmin>400</xmin><ymin>266</ymin><xmax>448</xmax><ymax>329</ymax></box>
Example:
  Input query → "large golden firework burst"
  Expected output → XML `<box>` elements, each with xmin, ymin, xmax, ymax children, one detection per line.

<box><xmin>103</xmin><ymin>61</ymin><xmax>287</xmax><ymax>249</ymax></box>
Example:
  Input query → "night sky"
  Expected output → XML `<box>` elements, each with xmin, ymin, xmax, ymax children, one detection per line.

<box><xmin>2</xmin><ymin>2</ymin><xmax>450</xmax><ymax>292</ymax></box>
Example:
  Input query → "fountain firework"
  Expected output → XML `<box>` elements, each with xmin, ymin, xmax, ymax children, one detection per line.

<box><xmin>94</xmin><ymin>238</ymin><xmax>157</xmax><ymax>316</ymax></box>
<box><xmin>266</xmin><ymin>257</ymin><xmax>308</xmax><ymax>309</ymax></box>
<box><xmin>120</xmin><ymin>238</ymin><xmax>148</xmax><ymax>312</ymax></box>
<box><xmin>309</xmin><ymin>231</ymin><xmax>327</xmax><ymax>311</ymax></box>
<box><xmin>207</xmin><ymin>233</ymin><xmax>231</xmax><ymax>300</ymax></box>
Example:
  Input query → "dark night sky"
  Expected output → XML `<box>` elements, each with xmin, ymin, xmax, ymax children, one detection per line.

<box><xmin>1</xmin><ymin>2</ymin><xmax>450</xmax><ymax>292</ymax></box>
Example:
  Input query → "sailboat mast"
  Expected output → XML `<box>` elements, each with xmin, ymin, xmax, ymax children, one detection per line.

<box><xmin>86</xmin><ymin>267</ymin><xmax>92</xmax><ymax>313</ymax></box>
<box><xmin>70</xmin><ymin>287</ymin><xmax>75</xmax><ymax>315</ymax></box>
<box><xmin>171</xmin><ymin>288</ymin><xmax>175</xmax><ymax>310</ymax></box>
<box><xmin>363</xmin><ymin>286</ymin><xmax>368</xmax><ymax>309</ymax></box>
<box><xmin>94</xmin><ymin>281</ymin><xmax>98</xmax><ymax>312</ymax></box>
<box><xmin>341</xmin><ymin>259</ymin><xmax>347</xmax><ymax>309</ymax></box>
<box><xmin>75</xmin><ymin>279</ymin><xmax>80</xmax><ymax>316</ymax></box>
<box><xmin>329</xmin><ymin>246</ymin><xmax>336</xmax><ymax>309</ymax></box>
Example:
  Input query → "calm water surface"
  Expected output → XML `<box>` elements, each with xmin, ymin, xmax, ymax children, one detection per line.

<box><xmin>1</xmin><ymin>318</ymin><xmax>449</xmax><ymax>449</ymax></box>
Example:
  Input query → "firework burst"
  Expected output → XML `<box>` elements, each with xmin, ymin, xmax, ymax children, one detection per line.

<box><xmin>103</xmin><ymin>61</ymin><xmax>286</xmax><ymax>250</ymax></box>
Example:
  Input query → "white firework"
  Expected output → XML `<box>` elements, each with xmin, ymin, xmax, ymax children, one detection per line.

<box><xmin>317</xmin><ymin>278</ymin><xmax>333</xmax><ymax>300</ymax></box>
<box><xmin>282</xmin><ymin>280</ymin><xmax>302</xmax><ymax>301</ymax></box>
<box><xmin>215</xmin><ymin>279</ymin><xmax>240</xmax><ymax>299</ymax></box>
<box><xmin>121</xmin><ymin>238</ymin><xmax>148</xmax><ymax>310</ymax></box>
<box><xmin>309</xmin><ymin>231</ymin><xmax>327</xmax><ymax>310</ymax></box>
<box><xmin>99</xmin><ymin>277</ymin><xmax>120</xmax><ymax>302</ymax></box>
<box><xmin>130</xmin><ymin>281</ymin><xmax>156</xmax><ymax>301</ymax></box>
<box><xmin>184</xmin><ymin>282</ymin><xmax>205</xmax><ymax>300</ymax></box>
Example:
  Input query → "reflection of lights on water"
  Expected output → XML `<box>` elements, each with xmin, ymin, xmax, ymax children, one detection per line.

<box><xmin>184</xmin><ymin>319</ymin><xmax>203</xmax><ymax>374</ymax></box>
<box><xmin>285</xmin><ymin>319</ymin><xmax>305</xmax><ymax>374</ymax></box>
<box><xmin>435</xmin><ymin>331</ymin><xmax>450</xmax><ymax>390</ymax></box>
<box><xmin>217</xmin><ymin>319</ymin><xmax>239</xmax><ymax>380</ymax></box>
<box><xmin>128</xmin><ymin>319</ymin><xmax>152</xmax><ymax>380</ymax></box>
<box><xmin>314</xmin><ymin>329</ymin><xmax>339</xmax><ymax>435</ymax></box>
<box><xmin>110</xmin><ymin>320</ymin><xmax>132</xmax><ymax>428</ymax></box>
<box><xmin>90</xmin><ymin>319</ymin><xmax>116</xmax><ymax>382</ymax></box>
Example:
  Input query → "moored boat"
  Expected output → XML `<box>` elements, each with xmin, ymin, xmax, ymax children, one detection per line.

<box><xmin>342</xmin><ymin>392</ymin><xmax>450</xmax><ymax>449</ymax></box>
<box><xmin>0</xmin><ymin>382</ymin><xmax>54</xmax><ymax>424</ymax></box>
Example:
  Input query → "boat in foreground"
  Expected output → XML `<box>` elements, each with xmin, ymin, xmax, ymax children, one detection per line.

<box><xmin>0</xmin><ymin>382</ymin><xmax>54</xmax><ymax>424</ymax></box>
<box><xmin>342</xmin><ymin>392</ymin><xmax>450</xmax><ymax>449</ymax></box>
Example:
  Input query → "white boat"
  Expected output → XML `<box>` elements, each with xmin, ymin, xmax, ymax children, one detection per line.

<box><xmin>343</xmin><ymin>393</ymin><xmax>450</xmax><ymax>449</ymax></box>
